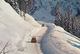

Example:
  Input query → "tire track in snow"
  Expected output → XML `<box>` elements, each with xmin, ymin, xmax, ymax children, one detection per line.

<box><xmin>26</xmin><ymin>27</ymin><xmax>47</xmax><ymax>54</ymax></box>
<box><xmin>33</xmin><ymin>27</ymin><xmax>47</xmax><ymax>54</ymax></box>
<box><xmin>34</xmin><ymin>43</ymin><xmax>40</xmax><ymax>54</ymax></box>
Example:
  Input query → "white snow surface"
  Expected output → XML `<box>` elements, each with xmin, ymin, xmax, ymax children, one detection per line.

<box><xmin>39</xmin><ymin>22</ymin><xmax>80</xmax><ymax>54</ymax></box>
<box><xmin>0</xmin><ymin>0</ymin><xmax>41</xmax><ymax>54</ymax></box>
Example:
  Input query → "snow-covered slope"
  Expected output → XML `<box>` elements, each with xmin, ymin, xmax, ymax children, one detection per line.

<box><xmin>39</xmin><ymin>22</ymin><xmax>80</xmax><ymax>54</ymax></box>
<box><xmin>0</xmin><ymin>0</ymin><xmax>41</xmax><ymax>54</ymax></box>
<box><xmin>51</xmin><ymin>25</ymin><xmax>80</xmax><ymax>54</ymax></box>
<box><xmin>32</xmin><ymin>0</ymin><xmax>80</xmax><ymax>22</ymax></box>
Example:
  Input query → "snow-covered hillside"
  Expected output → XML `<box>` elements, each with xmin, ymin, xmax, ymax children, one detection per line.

<box><xmin>32</xmin><ymin>0</ymin><xmax>80</xmax><ymax>22</ymax></box>
<box><xmin>39</xmin><ymin>22</ymin><xmax>80</xmax><ymax>54</ymax></box>
<box><xmin>0</xmin><ymin>0</ymin><xmax>41</xmax><ymax>54</ymax></box>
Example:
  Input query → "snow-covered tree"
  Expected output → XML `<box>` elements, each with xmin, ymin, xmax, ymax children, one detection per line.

<box><xmin>73</xmin><ymin>16</ymin><xmax>80</xmax><ymax>37</ymax></box>
<box><xmin>5</xmin><ymin>0</ymin><xmax>20</xmax><ymax>14</ymax></box>
<box><xmin>66</xmin><ymin>8</ymin><xmax>73</xmax><ymax>34</ymax></box>
<box><xmin>61</xmin><ymin>12</ymin><xmax>69</xmax><ymax>31</ymax></box>
<box><xmin>5</xmin><ymin>0</ymin><xmax>34</xmax><ymax>20</ymax></box>
<box><xmin>55</xmin><ymin>2</ymin><xmax>62</xmax><ymax>26</ymax></box>
<box><xmin>5</xmin><ymin>0</ymin><xmax>14</xmax><ymax>6</ymax></box>
<box><xmin>17</xmin><ymin>0</ymin><xmax>34</xmax><ymax>19</ymax></box>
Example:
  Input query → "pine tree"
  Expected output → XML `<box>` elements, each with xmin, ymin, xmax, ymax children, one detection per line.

<box><xmin>66</xmin><ymin>8</ymin><xmax>73</xmax><ymax>34</ymax></box>
<box><xmin>55</xmin><ymin>2</ymin><xmax>61</xmax><ymax>26</ymax></box>
<box><xmin>63</xmin><ymin>12</ymin><xmax>68</xmax><ymax>31</ymax></box>
<box><xmin>73</xmin><ymin>16</ymin><xmax>80</xmax><ymax>37</ymax></box>
<box><xmin>60</xmin><ymin>13</ymin><xmax>64</xmax><ymax>27</ymax></box>
<box><xmin>73</xmin><ymin>16</ymin><xmax>77</xmax><ymax>35</ymax></box>
<box><xmin>5</xmin><ymin>0</ymin><xmax>14</xmax><ymax>6</ymax></box>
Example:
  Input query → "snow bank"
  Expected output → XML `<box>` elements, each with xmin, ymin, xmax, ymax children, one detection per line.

<box><xmin>25</xmin><ymin>14</ymin><xmax>40</xmax><ymax>27</ymax></box>
<box><xmin>50</xmin><ymin>25</ymin><xmax>80</xmax><ymax>54</ymax></box>
<box><xmin>0</xmin><ymin>0</ymin><xmax>40</xmax><ymax>54</ymax></box>
<box><xmin>40</xmin><ymin>22</ymin><xmax>80</xmax><ymax>54</ymax></box>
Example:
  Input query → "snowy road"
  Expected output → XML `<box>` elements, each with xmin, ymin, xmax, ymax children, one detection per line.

<box><xmin>25</xmin><ymin>23</ymin><xmax>80</xmax><ymax>54</ymax></box>
<box><xmin>25</xmin><ymin>24</ymin><xmax>64</xmax><ymax>54</ymax></box>
<box><xmin>25</xmin><ymin>27</ymin><xmax>47</xmax><ymax>54</ymax></box>
<box><xmin>40</xmin><ymin>24</ymin><xmax>64</xmax><ymax>54</ymax></box>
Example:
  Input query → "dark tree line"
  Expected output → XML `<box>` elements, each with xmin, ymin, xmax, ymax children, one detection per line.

<box><xmin>55</xmin><ymin>2</ymin><xmax>80</xmax><ymax>38</ymax></box>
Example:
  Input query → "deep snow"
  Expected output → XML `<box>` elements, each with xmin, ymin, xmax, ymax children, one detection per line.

<box><xmin>0</xmin><ymin>0</ymin><xmax>41</xmax><ymax>54</ymax></box>
<box><xmin>39</xmin><ymin>22</ymin><xmax>80</xmax><ymax>54</ymax></box>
